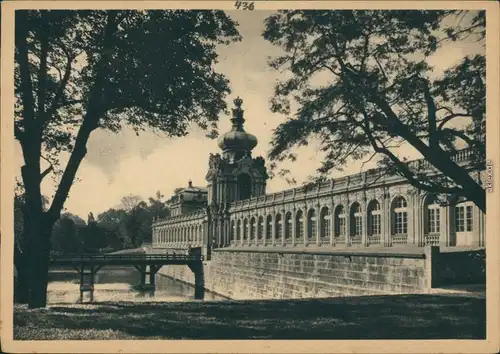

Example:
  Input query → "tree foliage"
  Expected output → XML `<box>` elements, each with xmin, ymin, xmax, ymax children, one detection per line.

<box><xmin>263</xmin><ymin>10</ymin><xmax>486</xmax><ymax>212</ymax></box>
<box><xmin>50</xmin><ymin>212</ymin><xmax>86</xmax><ymax>254</ymax></box>
<box><xmin>96</xmin><ymin>191</ymin><xmax>170</xmax><ymax>249</ymax></box>
<box><xmin>15</xmin><ymin>9</ymin><xmax>240</xmax><ymax>308</ymax></box>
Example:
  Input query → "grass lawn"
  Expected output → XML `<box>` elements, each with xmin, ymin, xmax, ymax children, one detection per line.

<box><xmin>14</xmin><ymin>294</ymin><xmax>485</xmax><ymax>340</ymax></box>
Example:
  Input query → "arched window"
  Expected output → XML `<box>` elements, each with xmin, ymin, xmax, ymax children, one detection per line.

<box><xmin>367</xmin><ymin>200</ymin><xmax>381</xmax><ymax>236</ymax></box>
<box><xmin>392</xmin><ymin>196</ymin><xmax>408</xmax><ymax>235</ymax></box>
<box><xmin>237</xmin><ymin>173</ymin><xmax>252</xmax><ymax>200</ymax></box>
<box><xmin>285</xmin><ymin>212</ymin><xmax>292</xmax><ymax>240</ymax></box>
<box><xmin>455</xmin><ymin>201</ymin><xmax>473</xmax><ymax>233</ymax></box>
<box><xmin>307</xmin><ymin>209</ymin><xmax>316</xmax><ymax>240</ymax></box>
<box><xmin>236</xmin><ymin>219</ymin><xmax>241</xmax><ymax>241</ymax></box>
<box><xmin>250</xmin><ymin>217</ymin><xmax>256</xmax><ymax>241</ymax></box>
<box><xmin>350</xmin><ymin>202</ymin><xmax>363</xmax><ymax>237</ymax></box>
<box><xmin>425</xmin><ymin>195</ymin><xmax>441</xmax><ymax>234</ymax></box>
<box><xmin>424</xmin><ymin>195</ymin><xmax>441</xmax><ymax>246</ymax></box>
<box><xmin>266</xmin><ymin>215</ymin><xmax>273</xmax><ymax>240</ymax></box>
<box><xmin>334</xmin><ymin>205</ymin><xmax>346</xmax><ymax>237</ymax></box>
<box><xmin>243</xmin><ymin>219</ymin><xmax>248</xmax><ymax>240</ymax></box>
<box><xmin>257</xmin><ymin>216</ymin><xmax>264</xmax><ymax>240</ymax></box>
<box><xmin>320</xmin><ymin>207</ymin><xmax>331</xmax><ymax>239</ymax></box>
<box><xmin>296</xmin><ymin>210</ymin><xmax>304</xmax><ymax>240</ymax></box>
<box><xmin>275</xmin><ymin>213</ymin><xmax>283</xmax><ymax>241</ymax></box>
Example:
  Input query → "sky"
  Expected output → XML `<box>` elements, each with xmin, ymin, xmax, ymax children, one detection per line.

<box><xmin>13</xmin><ymin>10</ymin><xmax>485</xmax><ymax>219</ymax></box>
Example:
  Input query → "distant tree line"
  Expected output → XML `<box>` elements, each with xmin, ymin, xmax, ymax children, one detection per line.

<box><xmin>14</xmin><ymin>190</ymin><xmax>170</xmax><ymax>260</ymax></box>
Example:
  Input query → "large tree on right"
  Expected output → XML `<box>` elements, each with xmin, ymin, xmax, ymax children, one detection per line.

<box><xmin>263</xmin><ymin>10</ymin><xmax>486</xmax><ymax>212</ymax></box>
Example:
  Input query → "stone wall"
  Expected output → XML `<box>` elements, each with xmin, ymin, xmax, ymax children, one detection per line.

<box><xmin>157</xmin><ymin>248</ymin><xmax>429</xmax><ymax>300</ymax></box>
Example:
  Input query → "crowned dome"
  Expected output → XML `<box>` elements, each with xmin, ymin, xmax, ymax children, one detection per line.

<box><xmin>217</xmin><ymin>130</ymin><xmax>258</xmax><ymax>151</ymax></box>
<box><xmin>217</xmin><ymin>97</ymin><xmax>258</xmax><ymax>154</ymax></box>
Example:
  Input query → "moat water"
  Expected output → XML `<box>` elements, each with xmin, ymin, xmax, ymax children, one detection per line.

<box><xmin>47</xmin><ymin>266</ymin><xmax>224</xmax><ymax>304</ymax></box>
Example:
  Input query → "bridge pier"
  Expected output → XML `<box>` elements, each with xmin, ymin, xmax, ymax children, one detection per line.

<box><xmin>188</xmin><ymin>262</ymin><xmax>205</xmax><ymax>300</ymax></box>
<box><xmin>76</xmin><ymin>265</ymin><xmax>102</xmax><ymax>303</ymax></box>
<box><xmin>133</xmin><ymin>264</ymin><xmax>162</xmax><ymax>294</ymax></box>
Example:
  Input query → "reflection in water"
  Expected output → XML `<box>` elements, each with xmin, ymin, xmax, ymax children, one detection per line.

<box><xmin>47</xmin><ymin>266</ymin><xmax>224</xmax><ymax>305</ymax></box>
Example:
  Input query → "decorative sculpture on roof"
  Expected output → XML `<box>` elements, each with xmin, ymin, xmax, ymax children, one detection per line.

<box><xmin>209</xmin><ymin>153</ymin><xmax>223</xmax><ymax>170</ymax></box>
<box><xmin>253</xmin><ymin>156</ymin><xmax>269</xmax><ymax>179</ymax></box>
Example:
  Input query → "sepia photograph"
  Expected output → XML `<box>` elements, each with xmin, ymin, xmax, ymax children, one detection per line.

<box><xmin>1</xmin><ymin>1</ymin><xmax>499</xmax><ymax>353</ymax></box>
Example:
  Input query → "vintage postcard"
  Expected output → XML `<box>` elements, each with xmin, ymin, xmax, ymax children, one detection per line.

<box><xmin>1</xmin><ymin>0</ymin><xmax>499</xmax><ymax>353</ymax></box>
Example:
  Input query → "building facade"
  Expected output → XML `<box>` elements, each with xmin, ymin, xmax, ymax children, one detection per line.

<box><xmin>152</xmin><ymin>98</ymin><xmax>486</xmax><ymax>255</ymax></box>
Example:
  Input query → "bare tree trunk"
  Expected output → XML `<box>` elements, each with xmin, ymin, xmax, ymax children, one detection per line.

<box><xmin>14</xmin><ymin>247</ymin><xmax>30</xmax><ymax>304</ymax></box>
<box><xmin>27</xmin><ymin>212</ymin><xmax>54</xmax><ymax>309</ymax></box>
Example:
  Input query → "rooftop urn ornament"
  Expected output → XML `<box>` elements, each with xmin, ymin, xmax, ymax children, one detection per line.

<box><xmin>188</xmin><ymin>179</ymin><xmax>193</xmax><ymax>188</ymax></box>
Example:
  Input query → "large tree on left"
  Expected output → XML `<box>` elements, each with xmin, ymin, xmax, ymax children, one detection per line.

<box><xmin>14</xmin><ymin>9</ymin><xmax>240</xmax><ymax>308</ymax></box>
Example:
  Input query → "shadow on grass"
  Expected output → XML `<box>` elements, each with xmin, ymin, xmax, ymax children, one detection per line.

<box><xmin>14</xmin><ymin>294</ymin><xmax>485</xmax><ymax>340</ymax></box>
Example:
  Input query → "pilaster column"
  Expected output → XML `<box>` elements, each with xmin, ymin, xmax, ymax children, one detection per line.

<box><xmin>480</xmin><ymin>211</ymin><xmax>486</xmax><ymax>247</ymax></box>
<box><xmin>281</xmin><ymin>209</ymin><xmax>286</xmax><ymax>246</ymax></box>
<box><xmin>219</xmin><ymin>218</ymin><xmax>224</xmax><ymax>247</ymax></box>
<box><xmin>331</xmin><ymin>202</ymin><xmax>336</xmax><ymax>247</ymax></box>
<box><xmin>418</xmin><ymin>204</ymin><xmax>426</xmax><ymax>247</ymax></box>
<box><xmin>407</xmin><ymin>191</ymin><xmax>416</xmax><ymax>245</ymax></box>
<box><xmin>240</xmin><ymin>220</ymin><xmax>244</xmax><ymax>246</ymax></box>
<box><xmin>443</xmin><ymin>205</ymin><xmax>455</xmax><ymax>246</ymax></box>
<box><xmin>292</xmin><ymin>209</ymin><xmax>296</xmax><ymax>246</ymax></box>
<box><xmin>263</xmin><ymin>214</ymin><xmax>268</xmax><ymax>246</ymax></box>
<box><xmin>226</xmin><ymin>217</ymin><xmax>231</xmax><ymax>246</ymax></box>
<box><xmin>316</xmin><ymin>204</ymin><xmax>321</xmax><ymax>246</ymax></box>
<box><xmin>382</xmin><ymin>192</ymin><xmax>390</xmax><ymax>247</ymax></box>
<box><xmin>345</xmin><ymin>201</ymin><xmax>351</xmax><ymax>247</ymax></box>
<box><xmin>362</xmin><ymin>202</ymin><xmax>368</xmax><ymax>247</ymax></box>
<box><xmin>204</xmin><ymin>222</ymin><xmax>209</xmax><ymax>245</ymax></box>
<box><xmin>271</xmin><ymin>212</ymin><xmax>276</xmax><ymax>246</ymax></box>
<box><xmin>304</xmin><ymin>207</ymin><xmax>309</xmax><ymax>247</ymax></box>
<box><xmin>472</xmin><ymin>204</ymin><xmax>481</xmax><ymax>247</ymax></box>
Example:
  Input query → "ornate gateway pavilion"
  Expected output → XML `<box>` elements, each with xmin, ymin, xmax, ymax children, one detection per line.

<box><xmin>152</xmin><ymin>98</ymin><xmax>486</xmax><ymax>256</ymax></box>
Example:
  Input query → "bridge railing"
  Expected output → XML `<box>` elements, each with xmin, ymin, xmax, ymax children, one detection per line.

<box><xmin>50</xmin><ymin>254</ymin><xmax>204</xmax><ymax>262</ymax></box>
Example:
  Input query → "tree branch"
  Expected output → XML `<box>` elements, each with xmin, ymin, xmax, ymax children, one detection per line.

<box><xmin>440</xmin><ymin>128</ymin><xmax>483</xmax><ymax>149</ymax></box>
<box><xmin>437</xmin><ymin>112</ymin><xmax>471</xmax><ymax>131</ymax></box>
<box><xmin>360</xmin><ymin>150</ymin><xmax>378</xmax><ymax>171</ymax></box>
<box><xmin>44</xmin><ymin>41</ymin><xmax>74</xmax><ymax>125</ymax></box>
<box><xmin>15</xmin><ymin>13</ymin><xmax>36</xmax><ymax>127</ymax></box>
<box><xmin>40</xmin><ymin>155</ymin><xmax>55</xmax><ymax>181</ymax></box>
<box><xmin>48</xmin><ymin>11</ymin><xmax>119</xmax><ymax>221</ymax></box>
<box><xmin>36</xmin><ymin>23</ymin><xmax>50</xmax><ymax>124</ymax></box>
<box><xmin>422</xmin><ymin>78</ymin><xmax>438</xmax><ymax>148</ymax></box>
<box><xmin>361</xmin><ymin>110</ymin><xmax>464</xmax><ymax>195</ymax></box>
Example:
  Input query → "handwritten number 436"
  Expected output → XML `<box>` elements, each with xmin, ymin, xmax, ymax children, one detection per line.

<box><xmin>235</xmin><ymin>1</ymin><xmax>255</xmax><ymax>10</ymax></box>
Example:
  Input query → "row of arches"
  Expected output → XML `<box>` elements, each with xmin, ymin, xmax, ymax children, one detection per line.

<box><xmin>152</xmin><ymin>193</ymin><xmax>483</xmax><ymax>249</ymax></box>
<box><xmin>154</xmin><ymin>222</ymin><xmax>205</xmax><ymax>245</ymax></box>
<box><xmin>227</xmin><ymin>195</ymin><xmax>446</xmax><ymax>246</ymax></box>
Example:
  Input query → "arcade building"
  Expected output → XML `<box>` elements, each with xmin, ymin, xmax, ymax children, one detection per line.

<box><xmin>152</xmin><ymin>98</ymin><xmax>486</xmax><ymax>257</ymax></box>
